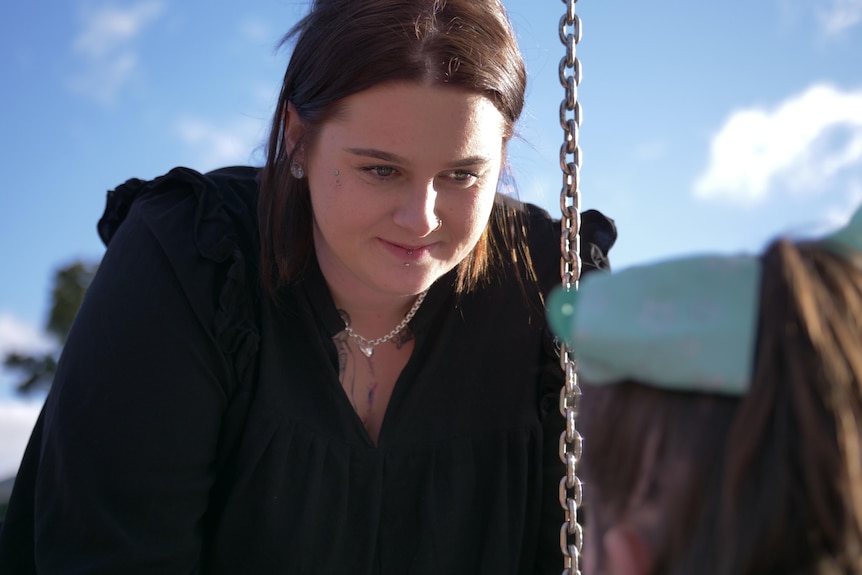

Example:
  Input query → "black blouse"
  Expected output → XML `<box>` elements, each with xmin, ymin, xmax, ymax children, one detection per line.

<box><xmin>0</xmin><ymin>166</ymin><xmax>616</xmax><ymax>574</ymax></box>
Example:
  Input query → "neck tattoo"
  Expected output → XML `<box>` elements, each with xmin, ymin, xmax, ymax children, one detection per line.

<box><xmin>343</xmin><ymin>290</ymin><xmax>429</xmax><ymax>357</ymax></box>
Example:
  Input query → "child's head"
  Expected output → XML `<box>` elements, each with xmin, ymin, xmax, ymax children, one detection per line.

<box><xmin>548</xmin><ymin>208</ymin><xmax>862</xmax><ymax>575</ymax></box>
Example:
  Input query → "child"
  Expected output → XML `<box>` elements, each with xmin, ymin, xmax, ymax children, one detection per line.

<box><xmin>547</xmin><ymin>206</ymin><xmax>862</xmax><ymax>575</ymax></box>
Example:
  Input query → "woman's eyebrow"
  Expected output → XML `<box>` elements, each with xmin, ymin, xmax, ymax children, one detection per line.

<box><xmin>344</xmin><ymin>147</ymin><xmax>406</xmax><ymax>163</ymax></box>
<box><xmin>344</xmin><ymin>147</ymin><xmax>492</xmax><ymax>168</ymax></box>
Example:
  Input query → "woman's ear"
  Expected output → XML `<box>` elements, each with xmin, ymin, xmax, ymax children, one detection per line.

<box><xmin>603</xmin><ymin>525</ymin><xmax>654</xmax><ymax>575</ymax></box>
<box><xmin>285</xmin><ymin>102</ymin><xmax>306</xmax><ymax>160</ymax></box>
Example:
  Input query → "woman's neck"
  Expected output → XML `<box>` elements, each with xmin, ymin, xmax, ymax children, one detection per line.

<box><xmin>314</xmin><ymin>247</ymin><xmax>425</xmax><ymax>336</ymax></box>
<box><xmin>335</xmin><ymin>292</ymin><xmax>419</xmax><ymax>337</ymax></box>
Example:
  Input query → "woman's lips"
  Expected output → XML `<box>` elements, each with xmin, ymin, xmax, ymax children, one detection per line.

<box><xmin>380</xmin><ymin>239</ymin><xmax>435</xmax><ymax>260</ymax></box>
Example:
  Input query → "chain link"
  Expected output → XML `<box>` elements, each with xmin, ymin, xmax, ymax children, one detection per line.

<box><xmin>558</xmin><ymin>0</ymin><xmax>583</xmax><ymax>573</ymax></box>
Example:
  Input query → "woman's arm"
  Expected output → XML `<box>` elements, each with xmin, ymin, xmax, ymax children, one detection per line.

<box><xmin>31</xmin><ymin>201</ymin><xmax>232</xmax><ymax>573</ymax></box>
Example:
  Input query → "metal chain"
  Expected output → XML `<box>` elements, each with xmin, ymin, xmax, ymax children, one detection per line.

<box><xmin>558</xmin><ymin>0</ymin><xmax>583</xmax><ymax>573</ymax></box>
<box><xmin>343</xmin><ymin>289</ymin><xmax>428</xmax><ymax>357</ymax></box>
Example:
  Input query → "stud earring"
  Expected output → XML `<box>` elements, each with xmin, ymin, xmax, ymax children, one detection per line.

<box><xmin>290</xmin><ymin>162</ymin><xmax>305</xmax><ymax>179</ymax></box>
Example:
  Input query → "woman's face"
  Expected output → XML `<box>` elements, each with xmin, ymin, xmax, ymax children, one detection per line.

<box><xmin>302</xmin><ymin>81</ymin><xmax>506</xmax><ymax>304</ymax></box>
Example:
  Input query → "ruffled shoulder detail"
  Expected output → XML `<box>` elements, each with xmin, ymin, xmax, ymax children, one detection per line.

<box><xmin>579</xmin><ymin>208</ymin><xmax>617</xmax><ymax>274</ymax></box>
<box><xmin>98</xmin><ymin>166</ymin><xmax>262</xmax><ymax>394</ymax></box>
<box><xmin>523</xmin><ymin>203</ymin><xmax>617</xmax><ymax>296</ymax></box>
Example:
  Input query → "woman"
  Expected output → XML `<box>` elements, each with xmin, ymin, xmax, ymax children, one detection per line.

<box><xmin>0</xmin><ymin>0</ymin><xmax>615</xmax><ymax>573</ymax></box>
<box><xmin>547</xmin><ymin>207</ymin><xmax>862</xmax><ymax>574</ymax></box>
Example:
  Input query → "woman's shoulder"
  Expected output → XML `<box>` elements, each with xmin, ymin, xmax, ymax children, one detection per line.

<box><xmin>96</xmin><ymin>165</ymin><xmax>263</xmax><ymax>383</ymax></box>
<box><xmin>98</xmin><ymin>165</ymin><xmax>260</xmax><ymax>252</ymax></box>
<box><xmin>520</xmin><ymin>202</ymin><xmax>617</xmax><ymax>288</ymax></box>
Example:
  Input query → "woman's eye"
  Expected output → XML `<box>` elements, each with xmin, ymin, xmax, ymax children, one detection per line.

<box><xmin>450</xmin><ymin>170</ymin><xmax>480</xmax><ymax>184</ymax></box>
<box><xmin>363</xmin><ymin>166</ymin><xmax>397</xmax><ymax>178</ymax></box>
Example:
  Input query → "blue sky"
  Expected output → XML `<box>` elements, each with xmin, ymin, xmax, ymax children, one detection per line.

<box><xmin>0</xmin><ymin>0</ymin><xmax>860</xmax><ymax>475</ymax></box>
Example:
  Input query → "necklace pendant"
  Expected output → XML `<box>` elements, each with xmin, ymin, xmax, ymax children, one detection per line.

<box><xmin>342</xmin><ymin>289</ymin><xmax>428</xmax><ymax>360</ymax></box>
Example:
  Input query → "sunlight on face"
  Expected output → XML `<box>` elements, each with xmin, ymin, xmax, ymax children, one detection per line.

<box><xmin>304</xmin><ymin>81</ymin><xmax>507</xmax><ymax>306</ymax></box>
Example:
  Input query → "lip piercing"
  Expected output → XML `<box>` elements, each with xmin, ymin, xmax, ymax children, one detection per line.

<box><xmin>406</xmin><ymin>249</ymin><xmax>414</xmax><ymax>255</ymax></box>
<box><xmin>404</xmin><ymin>263</ymin><xmax>410</xmax><ymax>267</ymax></box>
<box><xmin>334</xmin><ymin>169</ymin><xmax>339</xmax><ymax>176</ymax></box>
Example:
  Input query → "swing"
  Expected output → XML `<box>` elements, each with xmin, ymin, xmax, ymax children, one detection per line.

<box><xmin>557</xmin><ymin>0</ymin><xmax>583</xmax><ymax>573</ymax></box>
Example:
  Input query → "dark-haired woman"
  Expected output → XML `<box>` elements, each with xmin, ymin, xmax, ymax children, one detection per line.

<box><xmin>0</xmin><ymin>1</ymin><xmax>615</xmax><ymax>573</ymax></box>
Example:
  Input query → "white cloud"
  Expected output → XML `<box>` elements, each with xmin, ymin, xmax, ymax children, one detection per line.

<box><xmin>0</xmin><ymin>313</ymin><xmax>55</xmax><ymax>405</ymax></box>
<box><xmin>0</xmin><ymin>399</ymin><xmax>43</xmax><ymax>478</ymax></box>
<box><xmin>73</xmin><ymin>0</ymin><xmax>164</xmax><ymax>58</ymax></box>
<box><xmin>822</xmin><ymin>180</ymin><xmax>862</xmax><ymax>230</ymax></box>
<box><xmin>240</xmin><ymin>17</ymin><xmax>273</xmax><ymax>45</ymax></box>
<box><xmin>0</xmin><ymin>313</ymin><xmax>55</xmax><ymax>358</ymax></box>
<box><xmin>69</xmin><ymin>0</ymin><xmax>165</xmax><ymax>104</ymax></box>
<box><xmin>818</xmin><ymin>0</ymin><xmax>862</xmax><ymax>35</ymax></box>
<box><xmin>68</xmin><ymin>51</ymin><xmax>139</xmax><ymax>104</ymax></box>
<box><xmin>693</xmin><ymin>84</ymin><xmax>862</xmax><ymax>205</ymax></box>
<box><xmin>175</xmin><ymin>116</ymin><xmax>268</xmax><ymax>171</ymax></box>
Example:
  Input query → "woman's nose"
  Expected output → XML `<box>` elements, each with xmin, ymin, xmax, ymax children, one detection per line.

<box><xmin>393</xmin><ymin>181</ymin><xmax>439</xmax><ymax>236</ymax></box>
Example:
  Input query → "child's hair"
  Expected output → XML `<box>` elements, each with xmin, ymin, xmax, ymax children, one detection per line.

<box><xmin>579</xmin><ymin>237</ymin><xmax>862</xmax><ymax>574</ymax></box>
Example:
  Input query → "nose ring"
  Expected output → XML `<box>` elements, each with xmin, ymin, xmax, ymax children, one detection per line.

<box><xmin>432</xmin><ymin>217</ymin><xmax>442</xmax><ymax>232</ymax></box>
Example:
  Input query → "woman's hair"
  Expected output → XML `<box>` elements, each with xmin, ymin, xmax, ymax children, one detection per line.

<box><xmin>258</xmin><ymin>0</ymin><xmax>528</xmax><ymax>296</ymax></box>
<box><xmin>580</xmin><ymin>238</ymin><xmax>862</xmax><ymax>575</ymax></box>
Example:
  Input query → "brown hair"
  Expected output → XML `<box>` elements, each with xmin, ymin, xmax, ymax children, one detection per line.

<box><xmin>257</xmin><ymin>0</ymin><xmax>528</xmax><ymax>296</ymax></box>
<box><xmin>580</xmin><ymin>238</ymin><xmax>862</xmax><ymax>575</ymax></box>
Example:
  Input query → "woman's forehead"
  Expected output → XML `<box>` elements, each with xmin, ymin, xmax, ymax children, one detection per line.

<box><xmin>318</xmin><ymin>82</ymin><xmax>507</xmax><ymax>162</ymax></box>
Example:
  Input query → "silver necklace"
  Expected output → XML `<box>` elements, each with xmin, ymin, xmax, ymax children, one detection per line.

<box><xmin>343</xmin><ymin>290</ymin><xmax>428</xmax><ymax>357</ymax></box>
